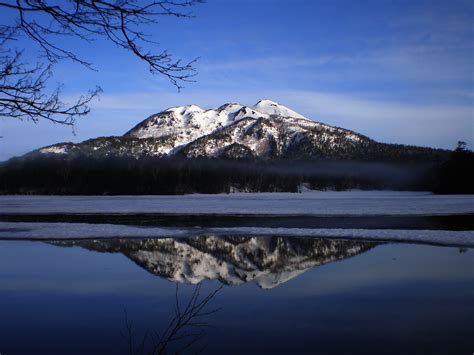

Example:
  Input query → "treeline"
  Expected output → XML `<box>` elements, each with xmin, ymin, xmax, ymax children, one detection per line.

<box><xmin>431</xmin><ymin>143</ymin><xmax>474</xmax><ymax>194</ymax></box>
<box><xmin>0</xmin><ymin>143</ymin><xmax>472</xmax><ymax>195</ymax></box>
<box><xmin>0</xmin><ymin>154</ymin><xmax>447</xmax><ymax>195</ymax></box>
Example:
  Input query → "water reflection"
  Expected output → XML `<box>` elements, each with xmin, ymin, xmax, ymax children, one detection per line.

<box><xmin>52</xmin><ymin>236</ymin><xmax>377</xmax><ymax>288</ymax></box>
<box><xmin>1</xmin><ymin>239</ymin><xmax>473</xmax><ymax>355</ymax></box>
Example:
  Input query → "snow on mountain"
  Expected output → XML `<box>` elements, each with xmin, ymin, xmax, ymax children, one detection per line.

<box><xmin>122</xmin><ymin>101</ymin><xmax>281</xmax><ymax>155</ymax></box>
<box><xmin>32</xmin><ymin>99</ymin><xmax>376</xmax><ymax>159</ymax></box>
<box><xmin>125</xmin><ymin>104</ymin><xmax>231</xmax><ymax>154</ymax></box>
<box><xmin>53</xmin><ymin>236</ymin><xmax>374</xmax><ymax>289</ymax></box>
<box><xmin>181</xmin><ymin>112</ymin><xmax>367</xmax><ymax>158</ymax></box>
<box><xmin>40</xmin><ymin>145</ymin><xmax>68</xmax><ymax>154</ymax></box>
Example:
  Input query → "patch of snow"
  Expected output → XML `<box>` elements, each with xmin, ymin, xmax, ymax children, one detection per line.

<box><xmin>1</xmin><ymin>222</ymin><xmax>473</xmax><ymax>247</ymax></box>
<box><xmin>39</xmin><ymin>146</ymin><xmax>67</xmax><ymax>154</ymax></box>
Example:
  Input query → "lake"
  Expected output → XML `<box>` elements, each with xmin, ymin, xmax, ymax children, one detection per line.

<box><xmin>0</xmin><ymin>236</ymin><xmax>473</xmax><ymax>355</ymax></box>
<box><xmin>0</xmin><ymin>192</ymin><xmax>473</xmax><ymax>354</ymax></box>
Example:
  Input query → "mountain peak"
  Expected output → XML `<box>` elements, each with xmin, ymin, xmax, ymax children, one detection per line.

<box><xmin>252</xmin><ymin>99</ymin><xmax>308</xmax><ymax>120</ymax></box>
<box><xmin>255</xmin><ymin>99</ymin><xmax>279</xmax><ymax>105</ymax></box>
<box><xmin>166</xmin><ymin>104</ymin><xmax>204</xmax><ymax>115</ymax></box>
<box><xmin>216</xmin><ymin>102</ymin><xmax>244</xmax><ymax>113</ymax></box>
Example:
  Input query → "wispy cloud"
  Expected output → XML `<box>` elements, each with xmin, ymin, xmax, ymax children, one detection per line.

<box><xmin>198</xmin><ymin>43</ymin><xmax>472</xmax><ymax>89</ymax></box>
<box><xmin>281</xmin><ymin>91</ymin><xmax>473</xmax><ymax>149</ymax></box>
<box><xmin>285</xmin><ymin>91</ymin><xmax>472</xmax><ymax>123</ymax></box>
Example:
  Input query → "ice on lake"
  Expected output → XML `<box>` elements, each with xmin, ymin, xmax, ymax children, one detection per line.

<box><xmin>1</xmin><ymin>191</ymin><xmax>473</xmax><ymax>216</ymax></box>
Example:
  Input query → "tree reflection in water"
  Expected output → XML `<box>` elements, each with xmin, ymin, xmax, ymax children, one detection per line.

<box><xmin>122</xmin><ymin>283</ymin><xmax>223</xmax><ymax>355</ymax></box>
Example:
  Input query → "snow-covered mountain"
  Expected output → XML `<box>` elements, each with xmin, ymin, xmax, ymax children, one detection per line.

<box><xmin>33</xmin><ymin>99</ymin><xmax>447</xmax><ymax>161</ymax></box>
<box><xmin>122</xmin><ymin>98</ymin><xmax>346</xmax><ymax>158</ymax></box>
<box><xmin>126</xmin><ymin>100</ymin><xmax>307</xmax><ymax>141</ymax></box>
<box><xmin>52</xmin><ymin>236</ymin><xmax>375</xmax><ymax>289</ymax></box>
<box><xmin>37</xmin><ymin>99</ymin><xmax>375</xmax><ymax>159</ymax></box>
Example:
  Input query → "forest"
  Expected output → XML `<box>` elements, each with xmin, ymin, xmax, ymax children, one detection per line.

<box><xmin>0</xmin><ymin>145</ymin><xmax>471</xmax><ymax>195</ymax></box>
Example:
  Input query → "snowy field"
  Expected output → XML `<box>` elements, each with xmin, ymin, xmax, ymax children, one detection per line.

<box><xmin>1</xmin><ymin>191</ymin><xmax>473</xmax><ymax>216</ymax></box>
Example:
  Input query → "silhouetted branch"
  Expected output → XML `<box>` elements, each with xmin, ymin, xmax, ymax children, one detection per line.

<box><xmin>0</xmin><ymin>0</ymin><xmax>202</xmax><ymax>124</ymax></box>
<box><xmin>0</xmin><ymin>50</ymin><xmax>101</xmax><ymax>124</ymax></box>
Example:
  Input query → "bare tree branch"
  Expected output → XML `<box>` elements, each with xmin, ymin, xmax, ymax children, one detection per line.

<box><xmin>0</xmin><ymin>50</ymin><xmax>101</xmax><ymax>125</ymax></box>
<box><xmin>0</xmin><ymin>0</ymin><xmax>203</xmax><ymax>125</ymax></box>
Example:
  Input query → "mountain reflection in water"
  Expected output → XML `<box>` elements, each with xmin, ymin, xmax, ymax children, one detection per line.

<box><xmin>52</xmin><ymin>236</ymin><xmax>376</xmax><ymax>288</ymax></box>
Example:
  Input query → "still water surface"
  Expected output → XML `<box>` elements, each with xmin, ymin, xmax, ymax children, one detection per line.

<box><xmin>0</xmin><ymin>236</ymin><xmax>472</xmax><ymax>355</ymax></box>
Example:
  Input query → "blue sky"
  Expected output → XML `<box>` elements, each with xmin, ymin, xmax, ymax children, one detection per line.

<box><xmin>1</xmin><ymin>0</ymin><xmax>473</xmax><ymax>160</ymax></box>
